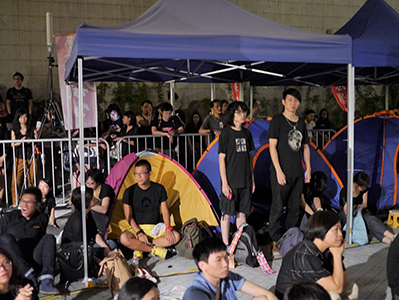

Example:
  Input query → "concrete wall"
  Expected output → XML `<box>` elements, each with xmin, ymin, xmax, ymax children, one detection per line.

<box><xmin>0</xmin><ymin>0</ymin><xmax>398</xmax><ymax>118</ymax></box>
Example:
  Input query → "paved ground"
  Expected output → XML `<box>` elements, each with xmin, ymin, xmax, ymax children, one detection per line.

<box><xmin>37</xmin><ymin>203</ymin><xmax>395</xmax><ymax>300</ymax></box>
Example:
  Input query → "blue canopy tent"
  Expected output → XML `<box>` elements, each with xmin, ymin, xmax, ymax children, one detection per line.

<box><xmin>63</xmin><ymin>0</ymin><xmax>356</xmax><ymax>277</ymax></box>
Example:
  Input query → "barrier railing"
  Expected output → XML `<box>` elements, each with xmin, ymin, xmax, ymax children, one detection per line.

<box><xmin>310</xmin><ymin>129</ymin><xmax>336</xmax><ymax>149</ymax></box>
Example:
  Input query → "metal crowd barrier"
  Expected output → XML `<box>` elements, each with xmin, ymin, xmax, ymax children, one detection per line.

<box><xmin>310</xmin><ymin>129</ymin><xmax>337</xmax><ymax>149</ymax></box>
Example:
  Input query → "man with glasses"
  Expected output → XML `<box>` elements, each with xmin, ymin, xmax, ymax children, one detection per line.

<box><xmin>120</xmin><ymin>159</ymin><xmax>180</xmax><ymax>259</ymax></box>
<box><xmin>218</xmin><ymin>102</ymin><xmax>255</xmax><ymax>258</ymax></box>
<box><xmin>0</xmin><ymin>187</ymin><xmax>59</xmax><ymax>294</ymax></box>
<box><xmin>6</xmin><ymin>72</ymin><xmax>33</xmax><ymax>119</ymax></box>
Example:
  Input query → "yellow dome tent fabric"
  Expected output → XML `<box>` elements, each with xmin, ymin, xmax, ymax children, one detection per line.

<box><xmin>106</xmin><ymin>151</ymin><xmax>219</xmax><ymax>240</ymax></box>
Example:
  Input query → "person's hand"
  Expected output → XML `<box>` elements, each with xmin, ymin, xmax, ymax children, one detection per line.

<box><xmin>168</xmin><ymin>129</ymin><xmax>176</xmax><ymax>137</ymax></box>
<box><xmin>52</xmin><ymin>223</ymin><xmax>59</xmax><ymax>228</ymax></box>
<box><xmin>15</xmin><ymin>284</ymin><xmax>34</xmax><ymax>300</ymax></box>
<box><xmin>252</xmin><ymin>178</ymin><xmax>255</xmax><ymax>193</ymax></box>
<box><xmin>330</xmin><ymin>240</ymin><xmax>345</xmax><ymax>257</ymax></box>
<box><xmin>214</xmin><ymin>129</ymin><xmax>222</xmax><ymax>137</ymax></box>
<box><xmin>357</xmin><ymin>204</ymin><xmax>363</xmax><ymax>211</ymax></box>
<box><xmin>222</xmin><ymin>185</ymin><xmax>232</xmax><ymax>199</ymax></box>
<box><xmin>167</xmin><ymin>133</ymin><xmax>174</xmax><ymax>143</ymax></box>
<box><xmin>0</xmin><ymin>156</ymin><xmax>4</xmax><ymax>167</ymax></box>
<box><xmin>137</xmin><ymin>232</ymin><xmax>149</xmax><ymax>245</ymax></box>
<box><xmin>304</xmin><ymin>169</ymin><xmax>311</xmax><ymax>183</ymax></box>
<box><xmin>276</xmin><ymin>170</ymin><xmax>286</xmax><ymax>186</ymax></box>
<box><xmin>21</xmin><ymin>136</ymin><xmax>26</xmax><ymax>140</ymax></box>
<box><xmin>164</xmin><ymin>229</ymin><xmax>176</xmax><ymax>245</ymax></box>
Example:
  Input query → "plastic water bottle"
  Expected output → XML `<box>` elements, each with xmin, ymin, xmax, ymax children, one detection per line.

<box><xmin>132</xmin><ymin>254</ymin><xmax>140</xmax><ymax>268</ymax></box>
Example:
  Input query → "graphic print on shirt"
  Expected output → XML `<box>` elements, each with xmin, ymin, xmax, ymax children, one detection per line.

<box><xmin>141</xmin><ymin>197</ymin><xmax>152</xmax><ymax>208</ymax></box>
<box><xmin>287</xmin><ymin>129</ymin><xmax>302</xmax><ymax>151</ymax></box>
<box><xmin>235</xmin><ymin>138</ymin><xmax>247</xmax><ymax>152</ymax></box>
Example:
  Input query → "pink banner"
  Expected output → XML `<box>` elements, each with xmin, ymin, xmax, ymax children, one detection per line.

<box><xmin>331</xmin><ymin>86</ymin><xmax>348</xmax><ymax>112</ymax></box>
<box><xmin>55</xmin><ymin>34</ymin><xmax>97</xmax><ymax>130</ymax></box>
<box><xmin>231</xmin><ymin>83</ymin><xmax>241</xmax><ymax>101</ymax></box>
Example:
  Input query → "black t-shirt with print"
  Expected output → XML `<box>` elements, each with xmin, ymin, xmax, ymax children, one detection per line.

<box><xmin>122</xmin><ymin>182</ymin><xmax>167</xmax><ymax>225</ymax></box>
<box><xmin>151</xmin><ymin>116</ymin><xmax>182</xmax><ymax>149</ymax></box>
<box><xmin>218</xmin><ymin>126</ymin><xmax>255</xmax><ymax>188</ymax></box>
<box><xmin>268</xmin><ymin>113</ymin><xmax>308</xmax><ymax>178</ymax></box>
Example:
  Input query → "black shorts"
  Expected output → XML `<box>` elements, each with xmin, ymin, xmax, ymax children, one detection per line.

<box><xmin>220</xmin><ymin>186</ymin><xmax>252</xmax><ymax>216</ymax></box>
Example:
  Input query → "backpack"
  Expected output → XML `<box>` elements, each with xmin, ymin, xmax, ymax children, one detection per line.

<box><xmin>277</xmin><ymin>227</ymin><xmax>304</xmax><ymax>257</ymax></box>
<box><xmin>98</xmin><ymin>249</ymin><xmax>133</xmax><ymax>291</ymax></box>
<box><xmin>233</xmin><ymin>225</ymin><xmax>259</xmax><ymax>267</ymax></box>
<box><xmin>175</xmin><ymin>218</ymin><xmax>212</xmax><ymax>259</ymax></box>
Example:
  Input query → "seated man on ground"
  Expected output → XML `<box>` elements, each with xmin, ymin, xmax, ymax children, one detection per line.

<box><xmin>275</xmin><ymin>210</ymin><xmax>358</xmax><ymax>300</ymax></box>
<box><xmin>119</xmin><ymin>159</ymin><xmax>180</xmax><ymax>259</ymax></box>
<box><xmin>183</xmin><ymin>237</ymin><xmax>277</xmax><ymax>300</ymax></box>
<box><xmin>0</xmin><ymin>187</ymin><xmax>59</xmax><ymax>295</ymax></box>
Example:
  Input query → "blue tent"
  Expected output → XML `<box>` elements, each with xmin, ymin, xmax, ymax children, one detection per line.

<box><xmin>64</xmin><ymin>0</ymin><xmax>351</xmax><ymax>85</ymax></box>
<box><xmin>327</xmin><ymin>0</ymin><xmax>399</xmax><ymax>86</ymax></box>
<box><xmin>323</xmin><ymin>113</ymin><xmax>399</xmax><ymax>210</ymax></box>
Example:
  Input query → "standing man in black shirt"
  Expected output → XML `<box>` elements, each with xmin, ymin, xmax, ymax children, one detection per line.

<box><xmin>0</xmin><ymin>187</ymin><xmax>58</xmax><ymax>295</ymax></box>
<box><xmin>6</xmin><ymin>72</ymin><xmax>33</xmax><ymax>119</ymax></box>
<box><xmin>119</xmin><ymin>160</ymin><xmax>180</xmax><ymax>260</ymax></box>
<box><xmin>268</xmin><ymin>89</ymin><xmax>311</xmax><ymax>256</ymax></box>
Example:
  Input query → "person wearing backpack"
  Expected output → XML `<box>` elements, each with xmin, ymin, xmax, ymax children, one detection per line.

<box><xmin>275</xmin><ymin>211</ymin><xmax>358</xmax><ymax>300</ymax></box>
<box><xmin>218</xmin><ymin>102</ymin><xmax>255</xmax><ymax>259</ymax></box>
<box><xmin>183</xmin><ymin>237</ymin><xmax>277</xmax><ymax>300</ymax></box>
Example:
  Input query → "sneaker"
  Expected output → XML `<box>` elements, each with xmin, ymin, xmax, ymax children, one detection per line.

<box><xmin>39</xmin><ymin>279</ymin><xmax>59</xmax><ymax>295</ymax></box>
<box><xmin>272</xmin><ymin>241</ymin><xmax>280</xmax><ymax>257</ymax></box>
<box><xmin>151</xmin><ymin>247</ymin><xmax>167</xmax><ymax>259</ymax></box>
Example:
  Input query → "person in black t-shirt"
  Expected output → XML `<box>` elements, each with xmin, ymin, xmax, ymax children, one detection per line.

<box><xmin>38</xmin><ymin>178</ymin><xmax>57</xmax><ymax>228</ymax></box>
<box><xmin>218</xmin><ymin>102</ymin><xmax>255</xmax><ymax>257</ymax></box>
<box><xmin>267</xmin><ymin>89</ymin><xmax>311</xmax><ymax>256</ymax></box>
<box><xmin>0</xmin><ymin>187</ymin><xmax>58</xmax><ymax>294</ymax></box>
<box><xmin>6</xmin><ymin>72</ymin><xmax>33</xmax><ymax>119</ymax></box>
<box><xmin>120</xmin><ymin>160</ymin><xmax>180</xmax><ymax>259</ymax></box>
<box><xmin>151</xmin><ymin>102</ymin><xmax>184</xmax><ymax>159</ymax></box>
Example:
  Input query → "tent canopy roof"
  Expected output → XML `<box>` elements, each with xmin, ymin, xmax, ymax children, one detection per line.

<box><xmin>334</xmin><ymin>0</ymin><xmax>399</xmax><ymax>85</ymax></box>
<box><xmin>65</xmin><ymin>0</ymin><xmax>351</xmax><ymax>85</ymax></box>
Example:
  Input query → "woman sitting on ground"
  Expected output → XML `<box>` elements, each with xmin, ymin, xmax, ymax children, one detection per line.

<box><xmin>339</xmin><ymin>171</ymin><xmax>395</xmax><ymax>245</ymax></box>
<box><xmin>0</xmin><ymin>248</ymin><xmax>38</xmax><ymax>300</ymax></box>
<box><xmin>62</xmin><ymin>187</ymin><xmax>111</xmax><ymax>260</ymax></box>
<box><xmin>38</xmin><ymin>178</ymin><xmax>58</xmax><ymax>228</ymax></box>
<box><xmin>275</xmin><ymin>210</ymin><xmax>358</xmax><ymax>300</ymax></box>
<box><xmin>85</xmin><ymin>168</ymin><xmax>116</xmax><ymax>245</ymax></box>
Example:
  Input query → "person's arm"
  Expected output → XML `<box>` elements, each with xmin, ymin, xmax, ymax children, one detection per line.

<box><xmin>199</xmin><ymin>127</ymin><xmax>210</xmax><ymax>134</ymax></box>
<box><xmin>95</xmin><ymin>233</ymin><xmax>111</xmax><ymax>256</ymax></box>
<box><xmin>358</xmin><ymin>191</ymin><xmax>368</xmax><ymax>210</ymax></box>
<box><xmin>240</xmin><ymin>280</ymin><xmax>278</xmax><ymax>300</ymax></box>
<box><xmin>269</xmin><ymin>138</ymin><xmax>286</xmax><ymax>185</ymax></box>
<box><xmin>49</xmin><ymin>207</ymin><xmax>58</xmax><ymax>228</ymax></box>
<box><xmin>250</xmin><ymin>153</ymin><xmax>255</xmax><ymax>193</ymax></box>
<box><xmin>160</xmin><ymin>201</ymin><xmax>176</xmax><ymax>245</ymax></box>
<box><xmin>303</xmin><ymin>143</ymin><xmax>311</xmax><ymax>183</ymax></box>
<box><xmin>313</xmin><ymin>197</ymin><xmax>322</xmax><ymax>211</ymax></box>
<box><xmin>11</xmin><ymin>130</ymin><xmax>23</xmax><ymax>147</ymax></box>
<box><xmin>175</xmin><ymin>125</ymin><xmax>184</xmax><ymax>134</ymax></box>
<box><xmin>123</xmin><ymin>203</ymin><xmax>149</xmax><ymax>245</ymax></box>
<box><xmin>300</xmin><ymin>194</ymin><xmax>315</xmax><ymax>215</ymax></box>
<box><xmin>91</xmin><ymin>195</ymin><xmax>110</xmax><ymax>215</ymax></box>
<box><xmin>316</xmin><ymin>243</ymin><xmax>346</xmax><ymax>293</ymax></box>
<box><xmin>28</xmin><ymin>99</ymin><xmax>33</xmax><ymax>115</ymax></box>
<box><xmin>219</xmin><ymin>152</ymin><xmax>231</xmax><ymax>198</ymax></box>
<box><xmin>6</xmin><ymin>99</ymin><xmax>11</xmax><ymax>115</ymax></box>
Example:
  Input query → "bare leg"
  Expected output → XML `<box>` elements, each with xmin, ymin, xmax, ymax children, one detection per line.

<box><xmin>221</xmin><ymin>214</ymin><xmax>231</xmax><ymax>246</ymax></box>
<box><xmin>236</xmin><ymin>212</ymin><xmax>246</xmax><ymax>229</ymax></box>
<box><xmin>152</xmin><ymin>231</ymin><xmax>180</xmax><ymax>248</ymax></box>
<box><xmin>383</xmin><ymin>230</ymin><xmax>395</xmax><ymax>245</ymax></box>
<box><xmin>119</xmin><ymin>231</ymin><xmax>152</xmax><ymax>252</ymax></box>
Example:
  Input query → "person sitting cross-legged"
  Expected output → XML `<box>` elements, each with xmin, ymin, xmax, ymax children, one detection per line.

<box><xmin>0</xmin><ymin>187</ymin><xmax>59</xmax><ymax>295</ymax></box>
<box><xmin>119</xmin><ymin>159</ymin><xmax>180</xmax><ymax>260</ymax></box>
<box><xmin>183</xmin><ymin>237</ymin><xmax>277</xmax><ymax>300</ymax></box>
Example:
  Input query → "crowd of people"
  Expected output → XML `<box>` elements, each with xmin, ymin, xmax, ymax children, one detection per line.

<box><xmin>0</xmin><ymin>72</ymin><xmax>396</xmax><ymax>300</ymax></box>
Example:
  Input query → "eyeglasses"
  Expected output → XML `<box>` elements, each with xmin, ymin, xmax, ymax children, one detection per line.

<box><xmin>20</xmin><ymin>199</ymin><xmax>37</xmax><ymax>205</ymax></box>
<box><xmin>0</xmin><ymin>260</ymin><xmax>12</xmax><ymax>270</ymax></box>
<box><xmin>134</xmin><ymin>172</ymin><xmax>149</xmax><ymax>177</ymax></box>
<box><xmin>235</xmin><ymin>110</ymin><xmax>247</xmax><ymax>115</ymax></box>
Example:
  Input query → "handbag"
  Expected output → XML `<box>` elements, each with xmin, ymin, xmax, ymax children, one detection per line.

<box><xmin>57</xmin><ymin>242</ymin><xmax>95</xmax><ymax>283</ymax></box>
<box><xmin>98</xmin><ymin>249</ymin><xmax>133</xmax><ymax>291</ymax></box>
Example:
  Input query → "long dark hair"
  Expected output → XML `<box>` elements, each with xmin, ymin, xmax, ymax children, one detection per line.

<box><xmin>12</xmin><ymin>109</ymin><xmax>30</xmax><ymax>132</ymax></box>
<box><xmin>191</xmin><ymin>112</ymin><xmax>203</xmax><ymax>128</ymax></box>
<box><xmin>0</xmin><ymin>248</ymin><xmax>25</xmax><ymax>297</ymax></box>
<box><xmin>224</xmin><ymin>101</ymin><xmax>249</xmax><ymax>126</ymax></box>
